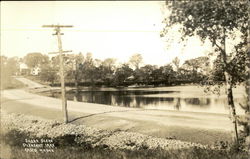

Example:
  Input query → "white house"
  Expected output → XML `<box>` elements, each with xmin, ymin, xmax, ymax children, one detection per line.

<box><xmin>30</xmin><ymin>67</ymin><xmax>41</xmax><ymax>76</ymax></box>
<box><xmin>19</xmin><ymin>63</ymin><xmax>41</xmax><ymax>75</ymax></box>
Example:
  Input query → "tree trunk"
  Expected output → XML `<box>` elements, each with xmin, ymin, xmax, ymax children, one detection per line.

<box><xmin>74</xmin><ymin>71</ymin><xmax>79</xmax><ymax>93</ymax></box>
<box><xmin>242</xmin><ymin>36</ymin><xmax>250</xmax><ymax>145</ymax></box>
<box><xmin>74</xmin><ymin>59</ymin><xmax>78</xmax><ymax>93</ymax></box>
<box><xmin>221</xmin><ymin>28</ymin><xmax>239</xmax><ymax>144</ymax></box>
<box><xmin>224</xmin><ymin>71</ymin><xmax>239</xmax><ymax>143</ymax></box>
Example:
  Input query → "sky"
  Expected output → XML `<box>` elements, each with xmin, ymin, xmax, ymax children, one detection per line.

<box><xmin>1</xmin><ymin>1</ymin><xmax>212</xmax><ymax>66</ymax></box>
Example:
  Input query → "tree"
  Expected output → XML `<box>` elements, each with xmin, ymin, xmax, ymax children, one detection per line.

<box><xmin>182</xmin><ymin>58</ymin><xmax>199</xmax><ymax>74</ymax></box>
<box><xmin>5</xmin><ymin>57</ymin><xmax>20</xmax><ymax>76</ymax></box>
<box><xmin>161</xmin><ymin>64</ymin><xmax>175</xmax><ymax>85</ymax></box>
<box><xmin>99</xmin><ymin>58</ymin><xmax>117</xmax><ymax>85</ymax></box>
<box><xmin>0</xmin><ymin>56</ymin><xmax>20</xmax><ymax>77</ymax></box>
<box><xmin>0</xmin><ymin>56</ymin><xmax>20</xmax><ymax>89</ymax></box>
<box><xmin>24</xmin><ymin>53</ymin><xmax>49</xmax><ymax>69</ymax></box>
<box><xmin>161</xmin><ymin>0</ymin><xmax>249</xmax><ymax>144</ymax></box>
<box><xmin>129</xmin><ymin>53</ymin><xmax>143</xmax><ymax>69</ymax></box>
<box><xmin>73</xmin><ymin>53</ymin><xmax>85</xmax><ymax>90</ymax></box>
<box><xmin>182</xmin><ymin>56</ymin><xmax>210</xmax><ymax>82</ymax></box>
<box><xmin>151</xmin><ymin>67</ymin><xmax>165</xmax><ymax>84</ymax></box>
<box><xmin>172</xmin><ymin>57</ymin><xmax>180</xmax><ymax>71</ymax></box>
<box><xmin>140</xmin><ymin>65</ymin><xmax>157</xmax><ymax>84</ymax></box>
<box><xmin>132</xmin><ymin>65</ymin><xmax>157</xmax><ymax>84</ymax></box>
<box><xmin>39</xmin><ymin>65</ymin><xmax>58</xmax><ymax>86</ymax></box>
<box><xmin>63</xmin><ymin>54</ymin><xmax>83</xmax><ymax>82</ymax></box>
<box><xmin>79</xmin><ymin>52</ymin><xmax>99</xmax><ymax>86</ymax></box>
<box><xmin>102</xmin><ymin>58</ymin><xmax>116</xmax><ymax>72</ymax></box>
<box><xmin>1</xmin><ymin>56</ymin><xmax>11</xmax><ymax>88</ymax></box>
<box><xmin>113</xmin><ymin>64</ymin><xmax>133</xmax><ymax>86</ymax></box>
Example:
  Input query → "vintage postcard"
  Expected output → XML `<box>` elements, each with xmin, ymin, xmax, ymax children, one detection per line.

<box><xmin>1</xmin><ymin>1</ymin><xmax>249</xmax><ymax>159</ymax></box>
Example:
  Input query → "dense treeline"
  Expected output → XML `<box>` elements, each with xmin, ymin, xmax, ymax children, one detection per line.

<box><xmin>1</xmin><ymin>53</ymin><xmax>211</xmax><ymax>87</ymax></box>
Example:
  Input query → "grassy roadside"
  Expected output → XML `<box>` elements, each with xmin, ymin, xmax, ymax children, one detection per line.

<box><xmin>0</xmin><ymin>76</ymin><xmax>26</xmax><ymax>90</ymax></box>
<box><xmin>1</xmin><ymin>112</ymin><xmax>249</xmax><ymax>159</ymax></box>
<box><xmin>24</xmin><ymin>75</ymin><xmax>49</xmax><ymax>86</ymax></box>
<box><xmin>1</xmin><ymin>127</ymin><xmax>248</xmax><ymax>159</ymax></box>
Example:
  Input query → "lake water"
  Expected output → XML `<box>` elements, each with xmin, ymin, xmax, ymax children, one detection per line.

<box><xmin>47</xmin><ymin>86</ymin><xmax>245</xmax><ymax>114</ymax></box>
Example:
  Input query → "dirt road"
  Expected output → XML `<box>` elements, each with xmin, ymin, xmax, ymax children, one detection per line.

<box><xmin>15</xmin><ymin>77</ymin><xmax>46</xmax><ymax>88</ymax></box>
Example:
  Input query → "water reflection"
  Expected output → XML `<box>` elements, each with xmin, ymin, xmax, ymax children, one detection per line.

<box><xmin>184</xmin><ymin>98</ymin><xmax>211</xmax><ymax>106</ymax></box>
<box><xmin>73</xmin><ymin>92</ymin><xmax>83</xmax><ymax>102</ymax></box>
<box><xmin>174</xmin><ymin>98</ymin><xmax>181</xmax><ymax>110</ymax></box>
<box><xmin>48</xmin><ymin>89</ymin><xmax>244</xmax><ymax>114</ymax></box>
<box><xmin>70</xmin><ymin>91</ymin><xmax>176</xmax><ymax>108</ymax></box>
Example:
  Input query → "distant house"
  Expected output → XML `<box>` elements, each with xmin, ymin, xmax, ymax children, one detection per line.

<box><xmin>127</xmin><ymin>75</ymin><xmax>135</xmax><ymax>80</ymax></box>
<box><xmin>19</xmin><ymin>63</ymin><xmax>30</xmax><ymax>75</ymax></box>
<box><xmin>19</xmin><ymin>63</ymin><xmax>41</xmax><ymax>76</ymax></box>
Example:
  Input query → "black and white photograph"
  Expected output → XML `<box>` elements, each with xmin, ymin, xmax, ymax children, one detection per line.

<box><xmin>0</xmin><ymin>1</ymin><xmax>249</xmax><ymax>159</ymax></box>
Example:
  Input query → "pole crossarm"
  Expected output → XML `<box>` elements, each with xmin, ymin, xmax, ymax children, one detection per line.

<box><xmin>42</xmin><ymin>25</ymin><xmax>73</xmax><ymax>28</ymax></box>
<box><xmin>49</xmin><ymin>50</ymin><xmax>72</xmax><ymax>54</ymax></box>
<box><xmin>53</xmin><ymin>33</ymin><xmax>64</xmax><ymax>36</ymax></box>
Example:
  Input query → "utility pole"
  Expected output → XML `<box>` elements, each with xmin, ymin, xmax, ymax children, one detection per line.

<box><xmin>43</xmin><ymin>24</ymin><xmax>73</xmax><ymax>123</ymax></box>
